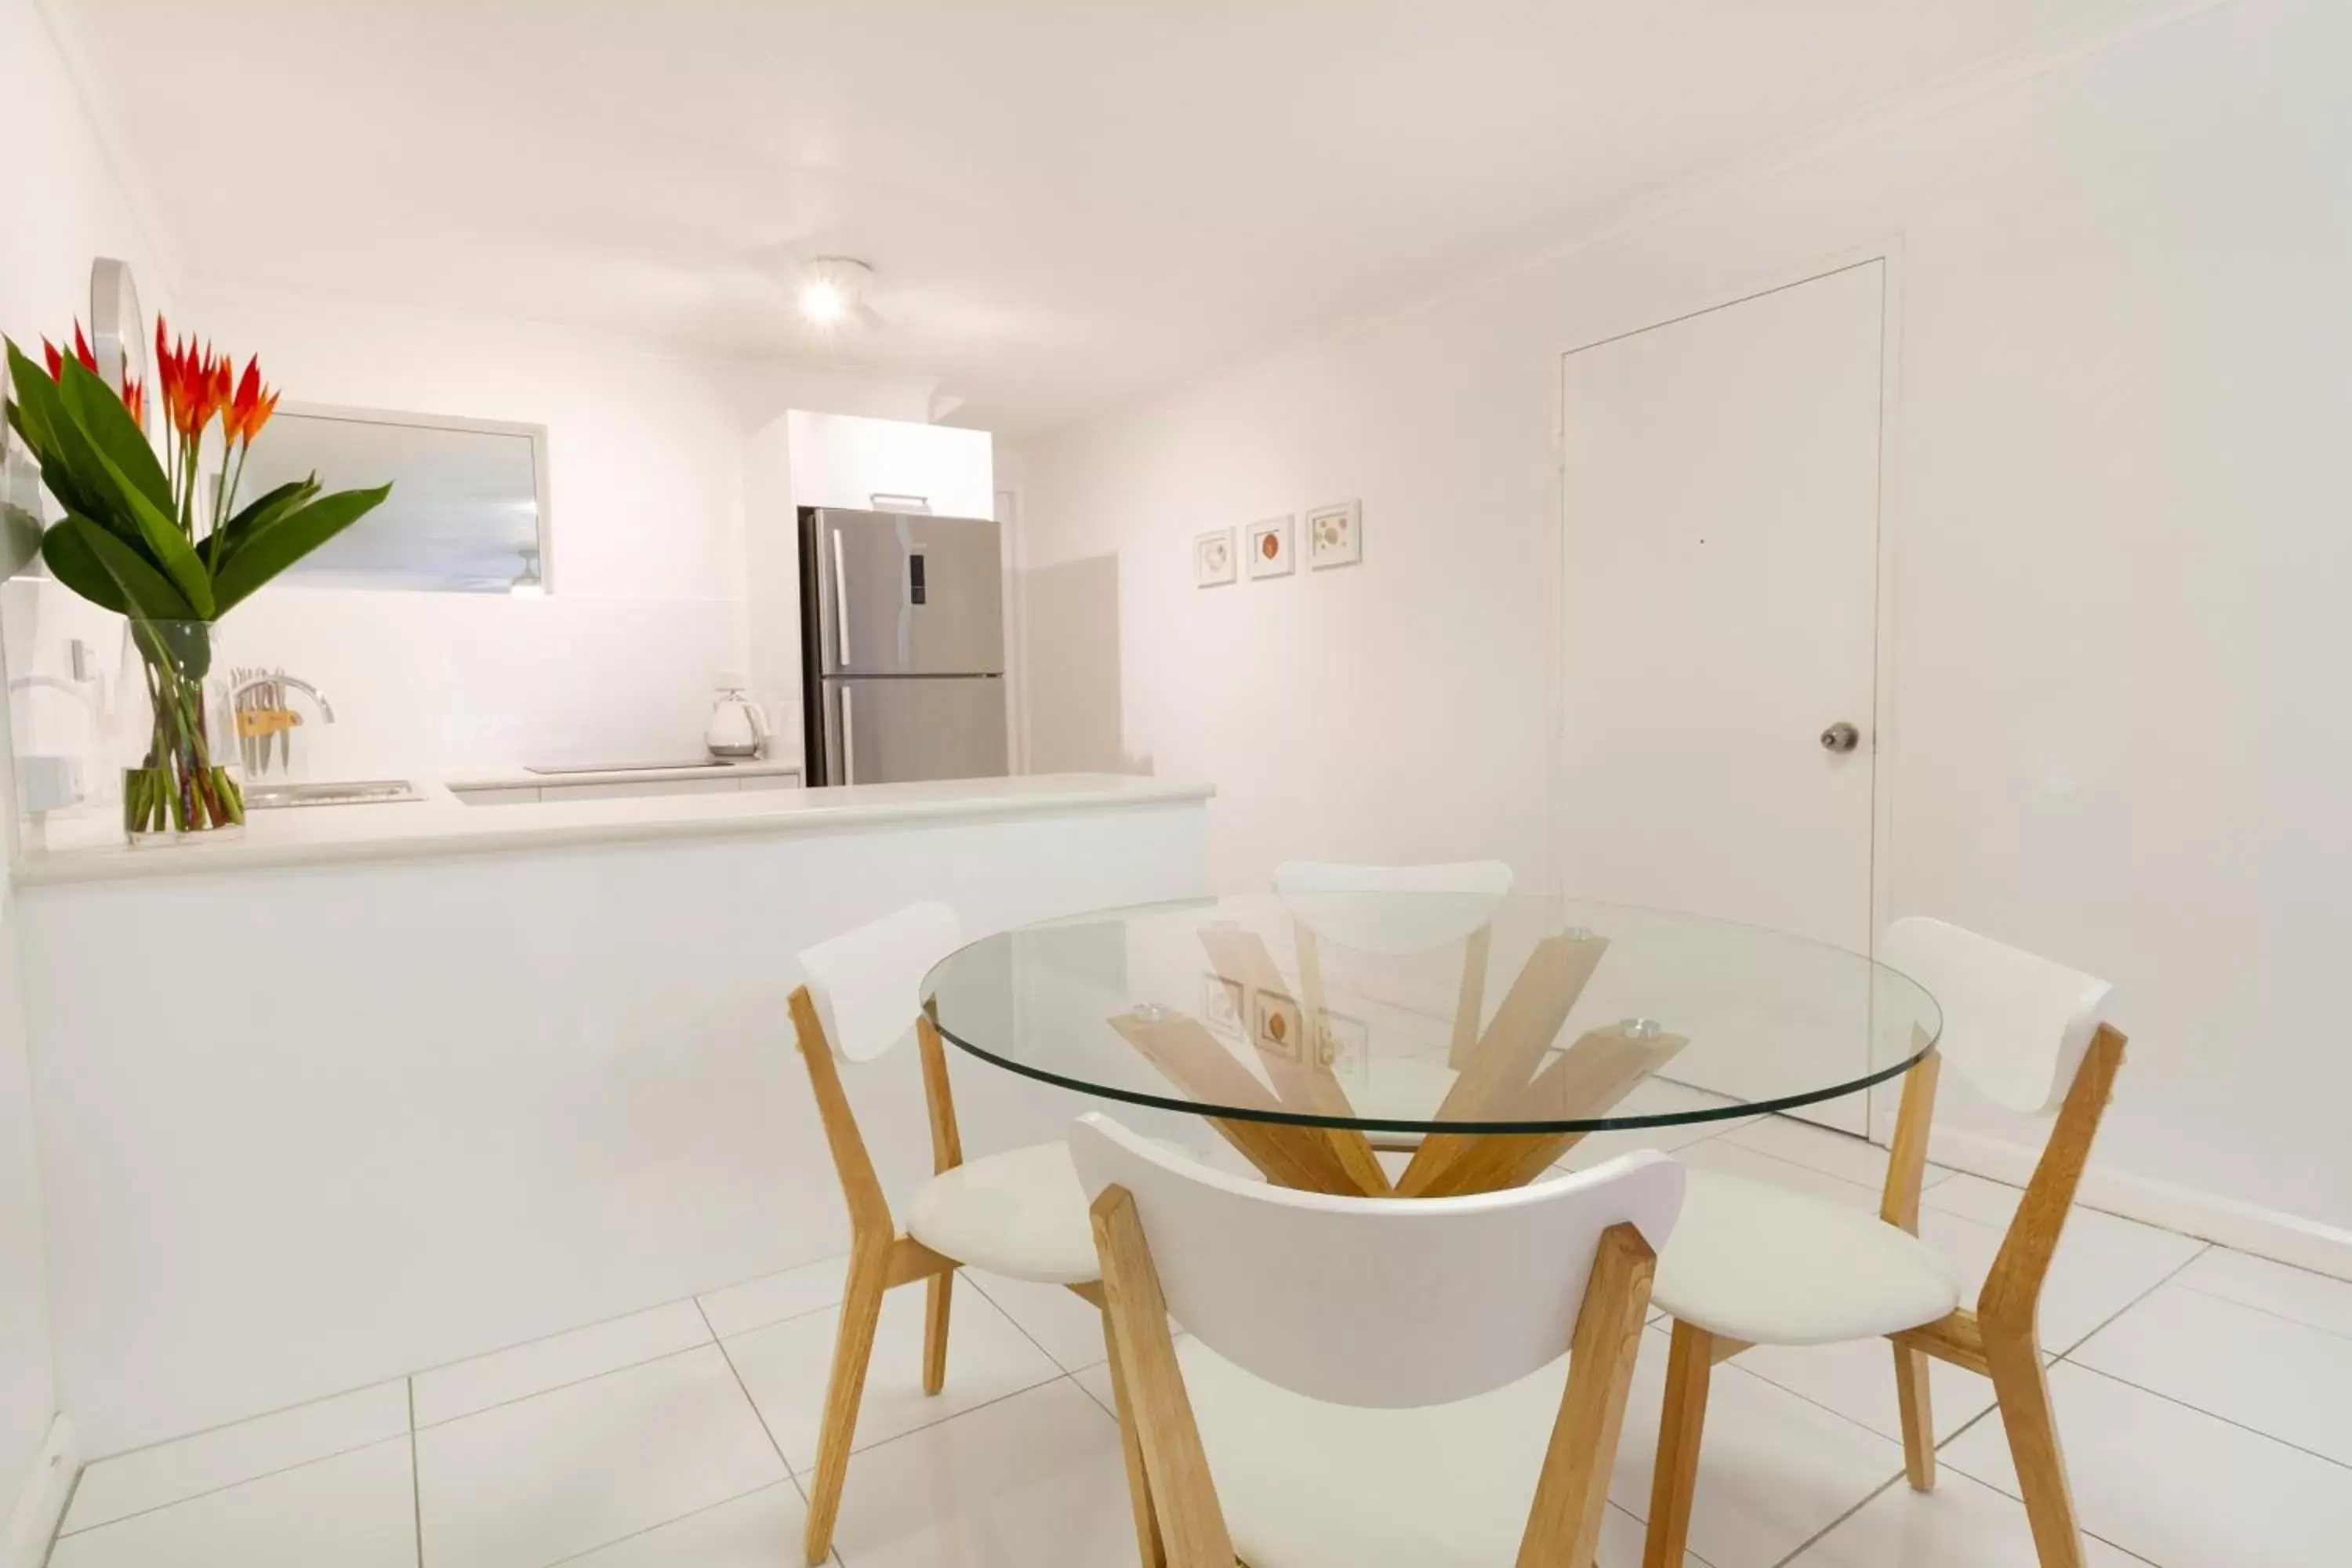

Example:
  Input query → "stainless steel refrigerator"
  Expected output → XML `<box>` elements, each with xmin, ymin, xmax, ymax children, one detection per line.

<box><xmin>798</xmin><ymin>505</ymin><xmax>1008</xmax><ymax>786</ymax></box>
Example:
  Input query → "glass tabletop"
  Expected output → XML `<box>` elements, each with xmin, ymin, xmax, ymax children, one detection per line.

<box><xmin>926</xmin><ymin>894</ymin><xmax>1940</xmax><ymax>1135</ymax></box>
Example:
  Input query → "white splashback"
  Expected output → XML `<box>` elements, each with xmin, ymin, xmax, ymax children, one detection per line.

<box><xmin>2</xmin><ymin>580</ymin><xmax>770</xmax><ymax>781</ymax></box>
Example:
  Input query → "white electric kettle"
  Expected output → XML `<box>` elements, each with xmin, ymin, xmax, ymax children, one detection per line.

<box><xmin>705</xmin><ymin>673</ymin><xmax>773</xmax><ymax>760</ymax></box>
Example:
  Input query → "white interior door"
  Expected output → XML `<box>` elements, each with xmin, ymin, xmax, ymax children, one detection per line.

<box><xmin>1558</xmin><ymin>260</ymin><xmax>1885</xmax><ymax>1131</ymax></box>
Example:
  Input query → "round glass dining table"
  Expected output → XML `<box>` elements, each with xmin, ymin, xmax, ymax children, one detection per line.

<box><xmin>925</xmin><ymin>892</ymin><xmax>1940</xmax><ymax>1198</ymax></box>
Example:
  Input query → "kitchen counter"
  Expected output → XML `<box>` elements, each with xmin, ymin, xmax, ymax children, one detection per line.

<box><xmin>16</xmin><ymin>768</ymin><xmax>1211</xmax><ymax>1450</ymax></box>
<box><xmin>15</xmin><ymin>771</ymin><xmax>1210</xmax><ymax>884</ymax></box>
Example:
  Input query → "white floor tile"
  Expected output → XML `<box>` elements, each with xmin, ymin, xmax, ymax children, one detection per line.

<box><xmin>49</xmin><ymin>1436</ymin><xmax>416</xmax><ymax>1568</ymax></box>
<box><xmin>559</xmin><ymin>1480</ymin><xmax>810</xmax><ymax>1566</ymax></box>
<box><xmin>416</xmin><ymin>1345</ymin><xmax>786</xmax><ymax>1568</ymax></box>
<box><xmin>2073</xmin><ymin>1283</ymin><xmax>2352</xmax><ymax>1467</ymax></box>
<box><xmin>1943</xmin><ymin>1360</ymin><xmax>2352</xmax><ymax>1566</ymax></box>
<box><xmin>414</xmin><ymin>1300</ymin><xmax>712</xmax><ymax>1428</ymax></box>
<box><xmin>1610</xmin><ymin>1327</ymin><xmax>1906</xmax><ymax>1568</ymax></box>
<box><xmin>1555</xmin><ymin>1122</ymin><xmax>1737</xmax><ymax>1175</ymax></box>
<box><xmin>724</xmin><ymin>1277</ymin><xmax>1063</xmax><ymax>1469</ymax></box>
<box><xmin>1730</xmin><ymin>1335</ymin><xmax>2001</xmax><ymax>1448</ymax></box>
<box><xmin>1070</xmin><ymin>1359</ymin><xmax>1119</xmax><ymax>1420</ymax></box>
<box><xmin>964</xmin><ymin>1270</ymin><xmax>1113</xmax><ymax>1371</ymax></box>
<box><xmin>822</xmin><ymin>1379</ymin><xmax>1134</xmax><ymax>1567</ymax></box>
<box><xmin>63</xmin><ymin>1379</ymin><xmax>409</xmax><ymax>1534</ymax></box>
<box><xmin>700</xmin><ymin>1257</ymin><xmax>848</xmax><ymax>1339</ymax></box>
<box><xmin>1916</xmin><ymin>1171</ymin><xmax>2026</xmax><ymax>1228</ymax></box>
<box><xmin>1915</xmin><ymin>1203</ymin><xmax>2204</xmax><ymax>1353</ymax></box>
<box><xmin>1720</xmin><ymin>1114</ymin><xmax>1954</xmax><ymax>1194</ymax></box>
<box><xmin>1787</xmin><ymin>1465</ymin><xmax>2148</xmax><ymax>1566</ymax></box>
<box><xmin>2173</xmin><ymin>1245</ymin><xmax>2352</xmax><ymax>1339</ymax></box>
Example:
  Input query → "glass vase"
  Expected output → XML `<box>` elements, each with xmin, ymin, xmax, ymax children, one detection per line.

<box><xmin>114</xmin><ymin>619</ymin><xmax>245</xmax><ymax>841</ymax></box>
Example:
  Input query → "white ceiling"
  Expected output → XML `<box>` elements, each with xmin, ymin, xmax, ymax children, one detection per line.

<box><xmin>60</xmin><ymin>0</ymin><xmax>2121</xmax><ymax>438</ymax></box>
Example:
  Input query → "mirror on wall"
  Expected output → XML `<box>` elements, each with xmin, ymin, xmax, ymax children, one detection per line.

<box><xmin>237</xmin><ymin>406</ymin><xmax>551</xmax><ymax>593</ymax></box>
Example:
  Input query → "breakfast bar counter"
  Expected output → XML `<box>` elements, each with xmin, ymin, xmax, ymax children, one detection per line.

<box><xmin>12</xmin><ymin>771</ymin><xmax>1212</xmax><ymax>1454</ymax></box>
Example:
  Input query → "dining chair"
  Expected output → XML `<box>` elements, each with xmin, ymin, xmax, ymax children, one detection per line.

<box><xmin>1640</xmin><ymin>916</ymin><xmax>2126</xmax><ymax>1568</ymax></box>
<box><xmin>789</xmin><ymin>902</ymin><xmax>1108</xmax><ymax>1564</ymax></box>
<box><xmin>1071</xmin><ymin>1110</ymin><xmax>1683</xmax><ymax>1567</ymax></box>
<box><xmin>1274</xmin><ymin>858</ymin><xmax>1513</xmax><ymax>1140</ymax></box>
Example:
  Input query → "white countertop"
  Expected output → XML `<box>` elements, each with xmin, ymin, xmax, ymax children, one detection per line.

<box><xmin>15</xmin><ymin>773</ymin><xmax>1213</xmax><ymax>886</ymax></box>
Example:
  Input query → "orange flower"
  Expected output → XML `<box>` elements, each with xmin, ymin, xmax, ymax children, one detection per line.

<box><xmin>154</xmin><ymin>318</ymin><xmax>233</xmax><ymax>441</ymax></box>
<box><xmin>40</xmin><ymin>323</ymin><xmax>99</xmax><ymax>382</ymax></box>
<box><xmin>224</xmin><ymin>356</ymin><xmax>280</xmax><ymax>447</ymax></box>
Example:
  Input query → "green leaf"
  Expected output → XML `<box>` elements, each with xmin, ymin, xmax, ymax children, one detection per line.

<box><xmin>210</xmin><ymin>483</ymin><xmax>391</xmax><ymax>613</ymax></box>
<box><xmin>74</xmin><ymin>435</ymin><xmax>213</xmax><ymax>619</ymax></box>
<box><xmin>5</xmin><ymin>347</ymin><xmax>110</xmax><ymax>521</ymax></box>
<box><xmin>3</xmin><ymin>343</ymin><xmax>58</xmax><ymax>454</ymax></box>
<box><xmin>71</xmin><ymin>515</ymin><xmax>198</xmax><ymax>621</ymax></box>
<box><xmin>12</xmin><ymin>348</ymin><xmax>209</xmax><ymax>614</ymax></box>
<box><xmin>209</xmin><ymin>474</ymin><xmax>318</xmax><ymax>571</ymax></box>
<box><xmin>56</xmin><ymin>354</ymin><xmax>169</xmax><ymax>512</ymax></box>
<box><xmin>38</xmin><ymin>519</ymin><xmax>130</xmax><ymax>615</ymax></box>
<box><xmin>4</xmin><ymin>345</ymin><xmax>57</xmax><ymax>456</ymax></box>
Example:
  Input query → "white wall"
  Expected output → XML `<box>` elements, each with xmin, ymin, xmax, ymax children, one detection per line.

<box><xmin>7</xmin><ymin>287</ymin><xmax>938</xmax><ymax>782</ymax></box>
<box><xmin>1017</xmin><ymin>0</ymin><xmax>2352</xmax><ymax>1248</ymax></box>
<box><xmin>0</xmin><ymin>0</ymin><xmax>177</xmax><ymax>1533</ymax></box>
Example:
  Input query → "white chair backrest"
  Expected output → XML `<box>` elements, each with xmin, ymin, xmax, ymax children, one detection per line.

<box><xmin>796</xmin><ymin>902</ymin><xmax>962</xmax><ymax>1063</ymax></box>
<box><xmin>1068</xmin><ymin>1112</ymin><xmax>1681</xmax><ymax>1409</ymax></box>
<box><xmin>1273</xmin><ymin>858</ymin><xmax>1513</xmax><ymax>954</ymax></box>
<box><xmin>1882</xmin><ymin>916</ymin><xmax>2114</xmax><ymax>1116</ymax></box>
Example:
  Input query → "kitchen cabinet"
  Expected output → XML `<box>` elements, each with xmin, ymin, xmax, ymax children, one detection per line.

<box><xmin>782</xmin><ymin>410</ymin><xmax>993</xmax><ymax>519</ymax></box>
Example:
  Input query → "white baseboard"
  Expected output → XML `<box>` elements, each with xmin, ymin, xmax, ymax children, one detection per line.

<box><xmin>1926</xmin><ymin>1126</ymin><xmax>2352</xmax><ymax>1284</ymax></box>
<box><xmin>0</xmin><ymin>1415</ymin><xmax>76</xmax><ymax>1568</ymax></box>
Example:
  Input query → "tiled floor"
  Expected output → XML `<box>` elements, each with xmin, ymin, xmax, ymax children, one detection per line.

<box><xmin>42</xmin><ymin>1114</ymin><xmax>2352</xmax><ymax>1566</ymax></box>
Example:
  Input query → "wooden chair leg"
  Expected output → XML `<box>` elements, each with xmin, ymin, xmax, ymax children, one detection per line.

<box><xmin>1101</xmin><ymin>1305</ymin><xmax>1167</xmax><ymax>1568</ymax></box>
<box><xmin>922</xmin><ymin>1270</ymin><xmax>953</xmax><ymax>1396</ymax></box>
<box><xmin>1893</xmin><ymin>1341</ymin><xmax>1936</xmax><ymax>1491</ymax></box>
<box><xmin>802</xmin><ymin>1243</ymin><xmax>891</xmax><ymax>1565</ymax></box>
<box><xmin>1642</xmin><ymin>1319</ymin><xmax>1715</xmax><ymax>1568</ymax></box>
<box><xmin>1986</xmin><ymin>1329</ymin><xmax>2087</xmax><ymax>1568</ymax></box>
<box><xmin>1518</xmin><ymin>1224</ymin><xmax>1656</xmax><ymax>1568</ymax></box>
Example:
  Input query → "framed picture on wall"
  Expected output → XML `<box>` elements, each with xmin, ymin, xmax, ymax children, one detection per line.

<box><xmin>1195</xmin><ymin>527</ymin><xmax>1237</xmax><ymax>586</ymax></box>
<box><xmin>1247</xmin><ymin>515</ymin><xmax>1294</xmax><ymax>579</ymax></box>
<box><xmin>1306</xmin><ymin>500</ymin><xmax>1362</xmax><ymax>568</ymax></box>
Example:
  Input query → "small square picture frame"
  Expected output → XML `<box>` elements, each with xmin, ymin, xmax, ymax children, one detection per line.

<box><xmin>1305</xmin><ymin>500</ymin><xmax>1362</xmax><ymax>569</ymax></box>
<box><xmin>1194</xmin><ymin>527</ymin><xmax>1236</xmax><ymax>587</ymax></box>
<box><xmin>1313</xmin><ymin>1011</ymin><xmax>1370</xmax><ymax>1074</ymax></box>
<box><xmin>1254</xmin><ymin>989</ymin><xmax>1305</xmax><ymax>1060</ymax></box>
<box><xmin>1247</xmin><ymin>515</ymin><xmax>1294</xmax><ymax>579</ymax></box>
<box><xmin>1203</xmin><ymin>974</ymin><xmax>1247</xmax><ymax>1038</ymax></box>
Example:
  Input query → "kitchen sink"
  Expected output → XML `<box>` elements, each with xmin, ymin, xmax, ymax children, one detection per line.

<box><xmin>245</xmin><ymin>779</ymin><xmax>424</xmax><ymax>809</ymax></box>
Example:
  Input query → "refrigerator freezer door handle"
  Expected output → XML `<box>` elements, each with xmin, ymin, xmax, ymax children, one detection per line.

<box><xmin>832</xmin><ymin>527</ymin><xmax>852</xmax><ymax>667</ymax></box>
<box><xmin>840</xmin><ymin>686</ymin><xmax>855</xmax><ymax>786</ymax></box>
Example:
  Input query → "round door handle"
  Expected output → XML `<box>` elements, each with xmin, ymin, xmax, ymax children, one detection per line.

<box><xmin>1820</xmin><ymin>721</ymin><xmax>1862</xmax><ymax>754</ymax></box>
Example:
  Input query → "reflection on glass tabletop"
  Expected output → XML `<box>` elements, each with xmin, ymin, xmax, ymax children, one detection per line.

<box><xmin>925</xmin><ymin>894</ymin><xmax>1939</xmax><ymax>1138</ymax></box>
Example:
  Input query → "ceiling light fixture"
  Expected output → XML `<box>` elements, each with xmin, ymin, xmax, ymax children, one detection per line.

<box><xmin>797</xmin><ymin>256</ymin><xmax>881</xmax><ymax>329</ymax></box>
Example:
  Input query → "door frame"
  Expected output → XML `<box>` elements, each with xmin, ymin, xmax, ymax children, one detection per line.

<box><xmin>1549</xmin><ymin>240</ymin><xmax>1910</xmax><ymax>1144</ymax></box>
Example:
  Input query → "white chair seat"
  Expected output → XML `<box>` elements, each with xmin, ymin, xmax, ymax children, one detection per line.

<box><xmin>1651</xmin><ymin>1169</ymin><xmax>1962</xmax><ymax>1345</ymax></box>
<box><xmin>906</xmin><ymin>1142</ymin><xmax>1101</xmax><ymax>1285</ymax></box>
<box><xmin>1179</xmin><ymin>1336</ymin><xmax>1567</xmax><ymax>1568</ymax></box>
